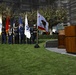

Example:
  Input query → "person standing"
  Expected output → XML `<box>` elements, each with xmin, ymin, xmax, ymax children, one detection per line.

<box><xmin>30</xmin><ymin>27</ymin><xmax>33</xmax><ymax>44</ymax></box>
<box><xmin>14</xmin><ymin>26</ymin><xmax>19</xmax><ymax>44</ymax></box>
<box><xmin>1</xmin><ymin>26</ymin><xmax>6</xmax><ymax>44</ymax></box>
<box><xmin>19</xmin><ymin>25</ymin><xmax>24</xmax><ymax>44</ymax></box>
<box><xmin>8</xmin><ymin>25</ymin><xmax>13</xmax><ymax>44</ymax></box>
<box><xmin>32</xmin><ymin>24</ymin><xmax>37</xmax><ymax>43</ymax></box>
<box><xmin>14</xmin><ymin>20</ymin><xmax>19</xmax><ymax>44</ymax></box>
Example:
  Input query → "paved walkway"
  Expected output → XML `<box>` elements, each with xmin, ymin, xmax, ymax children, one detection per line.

<box><xmin>45</xmin><ymin>39</ymin><xmax>76</xmax><ymax>56</ymax></box>
<box><xmin>46</xmin><ymin>48</ymin><xmax>76</xmax><ymax>56</ymax></box>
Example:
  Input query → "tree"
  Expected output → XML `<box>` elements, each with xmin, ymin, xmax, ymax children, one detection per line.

<box><xmin>38</xmin><ymin>6</ymin><xmax>67</xmax><ymax>28</ymax></box>
<box><xmin>26</xmin><ymin>5</ymin><xmax>67</xmax><ymax>29</ymax></box>
<box><xmin>0</xmin><ymin>3</ymin><xmax>13</xmax><ymax>27</ymax></box>
<box><xmin>27</xmin><ymin>10</ymin><xmax>37</xmax><ymax>25</ymax></box>
<box><xmin>0</xmin><ymin>2</ymin><xmax>67</xmax><ymax>29</ymax></box>
<box><xmin>0</xmin><ymin>3</ymin><xmax>12</xmax><ymax>17</ymax></box>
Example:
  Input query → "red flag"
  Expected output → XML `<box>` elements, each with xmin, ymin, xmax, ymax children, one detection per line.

<box><xmin>5</xmin><ymin>16</ymin><xmax>10</xmax><ymax>33</ymax></box>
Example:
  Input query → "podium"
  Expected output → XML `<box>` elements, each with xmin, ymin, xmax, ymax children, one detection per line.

<box><xmin>65</xmin><ymin>26</ymin><xmax>76</xmax><ymax>53</ymax></box>
<box><xmin>58</xmin><ymin>29</ymin><xmax>65</xmax><ymax>48</ymax></box>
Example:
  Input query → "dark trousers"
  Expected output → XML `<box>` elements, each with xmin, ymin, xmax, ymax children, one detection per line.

<box><xmin>20</xmin><ymin>34</ymin><xmax>24</xmax><ymax>44</ymax></box>
<box><xmin>2</xmin><ymin>34</ymin><xmax>6</xmax><ymax>44</ymax></box>
<box><xmin>15</xmin><ymin>35</ymin><xmax>19</xmax><ymax>44</ymax></box>
<box><xmin>8</xmin><ymin>35</ymin><xmax>12</xmax><ymax>44</ymax></box>
<box><xmin>32</xmin><ymin>34</ymin><xmax>36</xmax><ymax>43</ymax></box>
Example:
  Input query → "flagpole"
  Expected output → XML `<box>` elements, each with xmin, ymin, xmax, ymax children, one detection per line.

<box><xmin>34</xmin><ymin>11</ymin><xmax>40</xmax><ymax>48</ymax></box>
<box><xmin>37</xmin><ymin>28</ymin><xmax>38</xmax><ymax>44</ymax></box>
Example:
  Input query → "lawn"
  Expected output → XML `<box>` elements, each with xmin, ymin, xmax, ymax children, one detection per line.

<box><xmin>0</xmin><ymin>39</ymin><xmax>76</xmax><ymax>75</ymax></box>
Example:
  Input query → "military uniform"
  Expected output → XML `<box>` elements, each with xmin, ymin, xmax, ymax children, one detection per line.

<box><xmin>14</xmin><ymin>27</ymin><xmax>19</xmax><ymax>44</ymax></box>
<box><xmin>30</xmin><ymin>27</ymin><xmax>33</xmax><ymax>44</ymax></box>
<box><xmin>2</xmin><ymin>26</ymin><xmax>6</xmax><ymax>44</ymax></box>
<box><xmin>19</xmin><ymin>26</ymin><xmax>24</xmax><ymax>44</ymax></box>
<box><xmin>8</xmin><ymin>27</ymin><xmax>13</xmax><ymax>44</ymax></box>
<box><xmin>32</xmin><ymin>26</ymin><xmax>37</xmax><ymax>43</ymax></box>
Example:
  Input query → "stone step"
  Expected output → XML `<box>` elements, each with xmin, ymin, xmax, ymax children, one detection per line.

<box><xmin>45</xmin><ymin>40</ymin><xmax>58</xmax><ymax>48</ymax></box>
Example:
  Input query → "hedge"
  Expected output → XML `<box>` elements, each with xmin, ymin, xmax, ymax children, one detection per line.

<box><xmin>0</xmin><ymin>34</ymin><xmax>58</xmax><ymax>44</ymax></box>
<box><xmin>39</xmin><ymin>34</ymin><xmax>58</xmax><ymax>39</ymax></box>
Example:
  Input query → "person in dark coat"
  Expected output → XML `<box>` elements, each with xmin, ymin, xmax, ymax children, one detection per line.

<box><xmin>14</xmin><ymin>26</ymin><xmax>19</xmax><ymax>44</ymax></box>
<box><xmin>1</xmin><ymin>26</ymin><xmax>6</xmax><ymax>44</ymax></box>
<box><xmin>30</xmin><ymin>27</ymin><xmax>33</xmax><ymax>44</ymax></box>
<box><xmin>32</xmin><ymin>24</ymin><xmax>37</xmax><ymax>43</ymax></box>
<box><xmin>8</xmin><ymin>25</ymin><xmax>13</xmax><ymax>44</ymax></box>
<box><xmin>19</xmin><ymin>25</ymin><xmax>24</xmax><ymax>44</ymax></box>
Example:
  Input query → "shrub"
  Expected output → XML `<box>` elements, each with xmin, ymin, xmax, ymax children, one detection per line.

<box><xmin>39</xmin><ymin>34</ymin><xmax>58</xmax><ymax>39</ymax></box>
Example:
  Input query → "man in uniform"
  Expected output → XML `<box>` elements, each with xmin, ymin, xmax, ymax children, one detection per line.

<box><xmin>1</xmin><ymin>26</ymin><xmax>6</xmax><ymax>44</ymax></box>
<box><xmin>30</xmin><ymin>27</ymin><xmax>33</xmax><ymax>44</ymax></box>
<box><xmin>32</xmin><ymin>24</ymin><xmax>37</xmax><ymax>43</ymax></box>
<box><xmin>14</xmin><ymin>26</ymin><xmax>19</xmax><ymax>44</ymax></box>
<box><xmin>19</xmin><ymin>25</ymin><xmax>24</xmax><ymax>44</ymax></box>
<box><xmin>8</xmin><ymin>25</ymin><xmax>13</xmax><ymax>44</ymax></box>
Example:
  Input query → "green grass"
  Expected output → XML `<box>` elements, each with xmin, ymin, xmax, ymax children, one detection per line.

<box><xmin>0</xmin><ymin>39</ymin><xmax>76</xmax><ymax>75</ymax></box>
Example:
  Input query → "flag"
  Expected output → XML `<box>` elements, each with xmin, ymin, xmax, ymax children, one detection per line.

<box><xmin>5</xmin><ymin>16</ymin><xmax>10</xmax><ymax>33</ymax></box>
<box><xmin>19</xmin><ymin>16</ymin><xmax>23</xmax><ymax>27</ymax></box>
<box><xmin>19</xmin><ymin>16</ymin><xmax>22</xmax><ymax>24</ymax></box>
<box><xmin>0</xmin><ymin>14</ymin><xmax>2</xmax><ymax>35</ymax></box>
<box><xmin>24</xmin><ymin>14</ymin><xmax>31</xmax><ymax>39</ymax></box>
<box><xmin>37</xmin><ymin>12</ymin><xmax>48</xmax><ymax>33</ymax></box>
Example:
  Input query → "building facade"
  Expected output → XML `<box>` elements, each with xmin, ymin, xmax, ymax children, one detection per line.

<box><xmin>54</xmin><ymin>0</ymin><xmax>70</xmax><ymax>23</ymax></box>
<box><xmin>0</xmin><ymin>0</ymin><xmax>55</xmax><ymax>13</ymax></box>
<box><xmin>69</xmin><ymin>0</ymin><xmax>76</xmax><ymax>25</ymax></box>
<box><xmin>53</xmin><ymin>0</ymin><xmax>76</xmax><ymax>25</ymax></box>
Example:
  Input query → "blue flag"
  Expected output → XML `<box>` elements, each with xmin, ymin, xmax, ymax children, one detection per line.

<box><xmin>19</xmin><ymin>16</ymin><xmax>22</xmax><ymax>25</ymax></box>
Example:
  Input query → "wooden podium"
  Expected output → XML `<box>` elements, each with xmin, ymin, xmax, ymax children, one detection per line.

<box><xmin>65</xmin><ymin>26</ymin><xmax>76</xmax><ymax>53</ymax></box>
<box><xmin>58</xmin><ymin>29</ymin><xmax>65</xmax><ymax>48</ymax></box>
